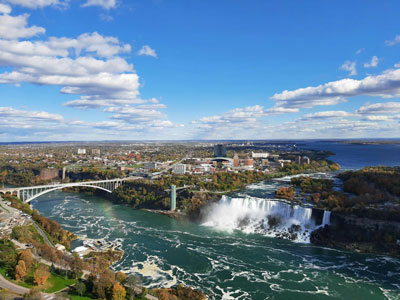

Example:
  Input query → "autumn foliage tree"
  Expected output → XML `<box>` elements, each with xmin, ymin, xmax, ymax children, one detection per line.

<box><xmin>93</xmin><ymin>269</ymin><xmax>115</xmax><ymax>299</ymax></box>
<box><xmin>19</xmin><ymin>249</ymin><xmax>34</xmax><ymax>270</ymax></box>
<box><xmin>275</xmin><ymin>187</ymin><xmax>295</xmax><ymax>201</ymax></box>
<box><xmin>15</xmin><ymin>260</ymin><xmax>27</xmax><ymax>281</ymax></box>
<box><xmin>33</xmin><ymin>266</ymin><xmax>50</xmax><ymax>286</ymax></box>
<box><xmin>115</xmin><ymin>271</ymin><xmax>126</xmax><ymax>283</ymax></box>
<box><xmin>112</xmin><ymin>282</ymin><xmax>126</xmax><ymax>300</ymax></box>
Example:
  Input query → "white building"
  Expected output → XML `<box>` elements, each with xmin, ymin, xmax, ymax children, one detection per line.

<box><xmin>144</xmin><ymin>162</ymin><xmax>160</xmax><ymax>170</ymax></box>
<box><xmin>252</xmin><ymin>152</ymin><xmax>269</xmax><ymax>159</ymax></box>
<box><xmin>77</xmin><ymin>148</ymin><xmax>86</xmax><ymax>155</ymax></box>
<box><xmin>173</xmin><ymin>164</ymin><xmax>187</xmax><ymax>175</ymax></box>
<box><xmin>91</xmin><ymin>149</ymin><xmax>101</xmax><ymax>155</ymax></box>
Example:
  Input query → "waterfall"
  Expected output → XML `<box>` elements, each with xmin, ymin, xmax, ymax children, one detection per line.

<box><xmin>321</xmin><ymin>210</ymin><xmax>331</xmax><ymax>227</ymax></box>
<box><xmin>202</xmin><ymin>195</ymin><xmax>317</xmax><ymax>243</ymax></box>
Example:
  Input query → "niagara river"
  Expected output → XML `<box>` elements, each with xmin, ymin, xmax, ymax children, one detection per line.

<box><xmin>30</xmin><ymin>142</ymin><xmax>400</xmax><ymax>299</ymax></box>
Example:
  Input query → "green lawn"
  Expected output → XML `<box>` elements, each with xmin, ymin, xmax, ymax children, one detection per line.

<box><xmin>65</xmin><ymin>290</ymin><xmax>96</xmax><ymax>300</ymax></box>
<box><xmin>0</xmin><ymin>266</ymin><xmax>8</xmax><ymax>277</ymax></box>
<box><xmin>45</xmin><ymin>273</ymin><xmax>77</xmax><ymax>293</ymax></box>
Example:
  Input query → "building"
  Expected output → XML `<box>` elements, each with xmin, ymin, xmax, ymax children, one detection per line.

<box><xmin>252</xmin><ymin>152</ymin><xmax>269</xmax><ymax>159</ymax></box>
<box><xmin>233</xmin><ymin>154</ymin><xmax>239</xmax><ymax>167</ymax></box>
<box><xmin>302</xmin><ymin>156</ymin><xmax>310</xmax><ymax>165</ymax></box>
<box><xmin>296</xmin><ymin>156</ymin><xmax>310</xmax><ymax>165</ymax></box>
<box><xmin>77</xmin><ymin>148</ymin><xmax>86</xmax><ymax>155</ymax></box>
<box><xmin>39</xmin><ymin>168</ymin><xmax>59</xmax><ymax>180</ymax></box>
<box><xmin>173</xmin><ymin>164</ymin><xmax>187</xmax><ymax>175</ymax></box>
<box><xmin>144</xmin><ymin>162</ymin><xmax>160</xmax><ymax>170</ymax></box>
<box><xmin>261</xmin><ymin>159</ymin><xmax>269</xmax><ymax>167</ymax></box>
<box><xmin>55</xmin><ymin>243</ymin><xmax>66</xmax><ymax>252</ymax></box>
<box><xmin>244</xmin><ymin>158</ymin><xmax>254</xmax><ymax>167</ymax></box>
<box><xmin>213</xmin><ymin>144</ymin><xmax>227</xmax><ymax>157</ymax></box>
<box><xmin>92</xmin><ymin>149</ymin><xmax>100</xmax><ymax>155</ymax></box>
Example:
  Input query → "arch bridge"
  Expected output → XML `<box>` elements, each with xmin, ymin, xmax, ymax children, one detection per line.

<box><xmin>0</xmin><ymin>178</ymin><xmax>129</xmax><ymax>203</ymax></box>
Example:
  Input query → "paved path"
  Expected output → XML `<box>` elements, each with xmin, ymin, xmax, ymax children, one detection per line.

<box><xmin>32</xmin><ymin>221</ymin><xmax>54</xmax><ymax>247</ymax></box>
<box><xmin>0</xmin><ymin>273</ymin><xmax>29</xmax><ymax>294</ymax></box>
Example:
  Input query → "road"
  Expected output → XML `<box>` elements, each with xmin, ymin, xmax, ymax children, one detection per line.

<box><xmin>0</xmin><ymin>273</ymin><xmax>56</xmax><ymax>300</ymax></box>
<box><xmin>32</xmin><ymin>221</ymin><xmax>55</xmax><ymax>247</ymax></box>
<box><xmin>0</xmin><ymin>273</ymin><xmax>29</xmax><ymax>294</ymax></box>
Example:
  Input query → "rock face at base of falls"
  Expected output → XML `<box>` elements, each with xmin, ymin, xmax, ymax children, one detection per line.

<box><xmin>310</xmin><ymin>212</ymin><xmax>400</xmax><ymax>257</ymax></box>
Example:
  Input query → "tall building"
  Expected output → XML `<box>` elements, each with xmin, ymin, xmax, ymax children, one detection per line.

<box><xmin>92</xmin><ymin>149</ymin><xmax>100</xmax><ymax>155</ymax></box>
<box><xmin>77</xmin><ymin>148</ymin><xmax>86</xmax><ymax>155</ymax></box>
<box><xmin>233</xmin><ymin>154</ymin><xmax>239</xmax><ymax>167</ymax></box>
<box><xmin>244</xmin><ymin>158</ymin><xmax>254</xmax><ymax>167</ymax></box>
<box><xmin>173</xmin><ymin>164</ymin><xmax>186</xmax><ymax>175</ymax></box>
<box><xmin>213</xmin><ymin>144</ymin><xmax>227</xmax><ymax>157</ymax></box>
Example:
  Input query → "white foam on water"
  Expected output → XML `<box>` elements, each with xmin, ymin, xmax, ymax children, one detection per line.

<box><xmin>121</xmin><ymin>256</ymin><xmax>178</xmax><ymax>289</ymax></box>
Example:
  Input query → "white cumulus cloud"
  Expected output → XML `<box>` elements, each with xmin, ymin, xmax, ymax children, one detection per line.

<box><xmin>0</xmin><ymin>3</ymin><xmax>11</xmax><ymax>13</ymax></box>
<box><xmin>82</xmin><ymin>0</ymin><xmax>117</xmax><ymax>9</ymax></box>
<box><xmin>357</xmin><ymin>102</ymin><xmax>400</xmax><ymax>115</ymax></box>
<box><xmin>0</xmin><ymin>13</ymin><xmax>45</xmax><ymax>39</ymax></box>
<box><xmin>385</xmin><ymin>35</ymin><xmax>400</xmax><ymax>46</ymax></box>
<box><xmin>1</xmin><ymin>0</ymin><xmax>64</xmax><ymax>9</ymax></box>
<box><xmin>364</xmin><ymin>56</ymin><xmax>379</xmax><ymax>68</ymax></box>
<box><xmin>138</xmin><ymin>45</ymin><xmax>158</xmax><ymax>58</ymax></box>
<box><xmin>340</xmin><ymin>60</ymin><xmax>357</xmax><ymax>76</ymax></box>
<box><xmin>270</xmin><ymin>68</ymin><xmax>400</xmax><ymax>109</ymax></box>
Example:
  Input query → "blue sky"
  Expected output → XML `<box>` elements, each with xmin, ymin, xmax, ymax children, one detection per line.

<box><xmin>0</xmin><ymin>0</ymin><xmax>400</xmax><ymax>141</ymax></box>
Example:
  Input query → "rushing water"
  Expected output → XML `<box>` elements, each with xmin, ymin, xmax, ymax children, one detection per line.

<box><xmin>30</xmin><ymin>142</ymin><xmax>400</xmax><ymax>299</ymax></box>
<box><xmin>202</xmin><ymin>195</ymin><xmax>329</xmax><ymax>243</ymax></box>
<box><xmin>31</xmin><ymin>181</ymin><xmax>400</xmax><ymax>299</ymax></box>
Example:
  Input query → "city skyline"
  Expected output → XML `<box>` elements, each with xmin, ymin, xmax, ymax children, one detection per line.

<box><xmin>1</xmin><ymin>0</ymin><xmax>400</xmax><ymax>141</ymax></box>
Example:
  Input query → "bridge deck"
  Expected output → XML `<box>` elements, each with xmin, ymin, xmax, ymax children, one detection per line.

<box><xmin>0</xmin><ymin>178</ymin><xmax>129</xmax><ymax>193</ymax></box>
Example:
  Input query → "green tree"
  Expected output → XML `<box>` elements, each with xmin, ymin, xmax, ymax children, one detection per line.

<box><xmin>125</xmin><ymin>275</ymin><xmax>141</xmax><ymax>300</ymax></box>
<box><xmin>23</xmin><ymin>289</ymin><xmax>42</xmax><ymax>300</ymax></box>
<box><xmin>75</xmin><ymin>281</ymin><xmax>87</xmax><ymax>297</ymax></box>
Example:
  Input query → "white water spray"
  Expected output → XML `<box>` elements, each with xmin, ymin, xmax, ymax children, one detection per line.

<box><xmin>203</xmin><ymin>196</ymin><xmax>330</xmax><ymax>243</ymax></box>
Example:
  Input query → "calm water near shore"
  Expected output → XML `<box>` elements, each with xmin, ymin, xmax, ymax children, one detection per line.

<box><xmin>31</xmin><ymin>142</ymin><xmax>400</xmax><ymax>299</ymax></box>
<box><xmin>300</xmin><ymin>140</ymin><xmax>400</xmax><ymax>169</ymax></box>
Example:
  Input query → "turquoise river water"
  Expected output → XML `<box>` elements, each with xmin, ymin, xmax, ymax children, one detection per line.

<box><xmin>31</xmin><ymin>177</ymin><xmax>400</xmax><ymax>300</ymax></box>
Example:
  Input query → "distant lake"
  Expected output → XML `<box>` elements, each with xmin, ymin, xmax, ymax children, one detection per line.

<box><xmin>299</xmin><ymin>140</ymin><xmax>400</xmax><ymax>170</ymax></box>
